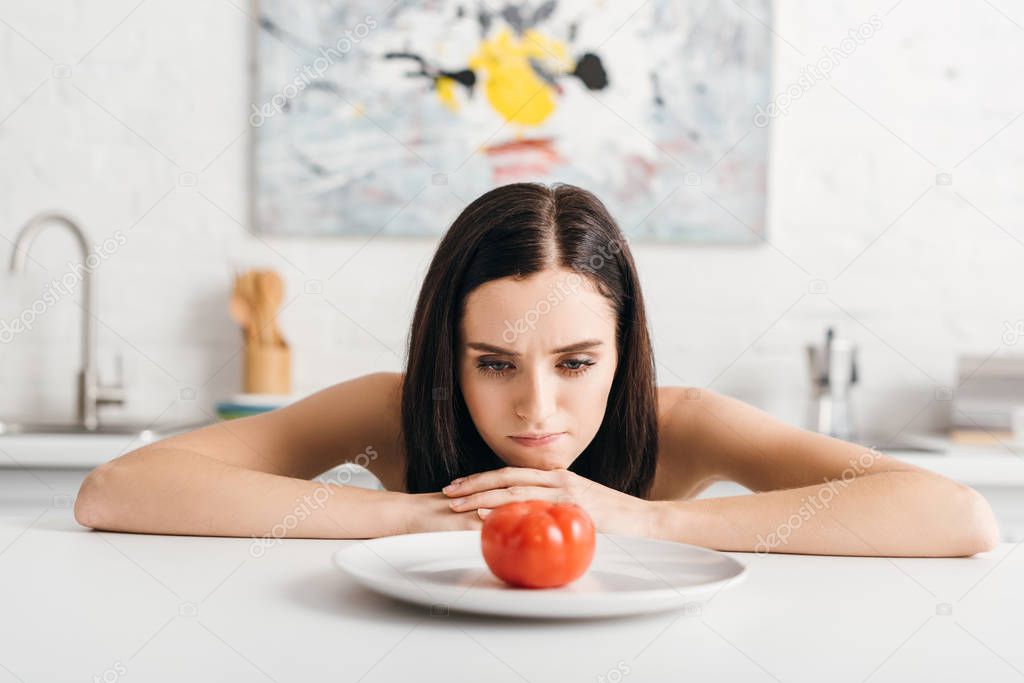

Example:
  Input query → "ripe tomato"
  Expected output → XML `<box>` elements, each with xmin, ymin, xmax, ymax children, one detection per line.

<box><xmin>480</xmin><ymin>500</ymin><xmax>596</xmax><ymax>588</ymax></box>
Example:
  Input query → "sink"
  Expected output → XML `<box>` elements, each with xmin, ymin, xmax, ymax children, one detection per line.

<box><xmin>865</xmin><ymin>443</ymin><xmax>945</xmax><ymax>453</ymax></box>
<box><xmin>854</xmin><ymin>432</ymin><xmax>949</xmax><ymax>454</ymax></box>
<box><xmin>0</xmin><ymin>419</ymin><xmax>213</xmax><ymax>438</ymax></box>
<box><xmin>0</xmin><ymin>418</ymin><xmax>216</xmax><ymax>468</ymax></box>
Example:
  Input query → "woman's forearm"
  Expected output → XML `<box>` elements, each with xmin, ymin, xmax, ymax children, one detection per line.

<box><xmin>74</xmin><ymin>447</ymin><xmax>410</xmax><ymax>539</ymax></box>
<box><xmin>650</xmin><ymin>471</ymin><xmax>999</xmax><ymax>557</ymax></box>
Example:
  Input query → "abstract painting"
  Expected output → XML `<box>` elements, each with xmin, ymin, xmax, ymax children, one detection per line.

<box><xmin>253</xmin><ymin>1</ymin><xmax>771</xmax><ymax>241</ymax></box>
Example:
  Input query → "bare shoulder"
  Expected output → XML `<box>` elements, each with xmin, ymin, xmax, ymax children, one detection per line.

<box><xmin>655</xmin><ymin>385</ymin><xmax>708</xmax><ymax>439</ymax></box>
<box><xmin>274</xmin><ymin>371</ymin><xmax>406</xmax><ymax>488</ymax></box>
<box><xmin>656</xmin><ymin>385</ymin><xmax>751</xmax><ymax>439</ymax></box>
<box><xmin>650</xmin><ymin>385</ymin><xmax>727</xmax><ymax>500</ymax></box>
<box><xmin>338</xmin><ymin>371</ymin><xmax>406</xmax><ymax>491</ymax></box>
<box><xmin>145</xmin><ymin>371</ymin><xmax>407</xmax><ymax>489</ymax></box>
<box><xmin>360</xmin><ymin>371</ymin><xmax>407</xmax><ymax>491</ymax></box>
<box><xmin>654</xmin><ymin>384</ymin><xmax>776</xmax><ymax>470</ymax></box>
<box><xmin>654</xmin><ymin>386</ymin><xmax>916</xmax><ymax>494</ymax></box>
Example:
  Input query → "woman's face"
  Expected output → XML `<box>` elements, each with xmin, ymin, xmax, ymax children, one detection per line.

<box><xmin>458</xmin><ymin>267</ymin><xmax>618</xmax><ymax>470</ymax></box>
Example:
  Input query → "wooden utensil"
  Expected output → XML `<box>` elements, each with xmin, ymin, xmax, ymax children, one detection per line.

<box><xmin>252</xmin><ymin>271</ymin><xmax>284</xmax><ymax>347</ymax></box>
<box><xmin>259</xmin><ymin>271</ymin><xmax>285</xmax><ymax>346</ymax></box>
<box><xmin>253</xmin><ymin>272</ymin><xmax>269</xmax><ymax>347</ymax></box>
<box><xmin>231</xmin><ymin>273</ymin><xmax>257</xmax><ymax>343</ymax></box>
<box><xmin>243</xmin><ymin>271</ymin><xmax>264</xmax><ymax>345</ymax></box>
<box><xmin>232</xmin><ymin>268</ymin><xmax>291</xmax><ymax>394</ymax></box>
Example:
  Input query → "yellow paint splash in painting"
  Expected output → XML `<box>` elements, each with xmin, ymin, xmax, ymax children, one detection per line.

<box><xmin>466</xmin><ymin>27</ymin><xmax>572</xmax><ymax>126</ymax></box>
<box><xmin>435</xmin><ymin>76</ymin><xmax>460</xmax><ymax>111</ymax></box>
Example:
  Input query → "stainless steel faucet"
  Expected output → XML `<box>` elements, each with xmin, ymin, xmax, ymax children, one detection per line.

<box><xmin>8</xmin><ymin>212</ymin><xmax>125</xmax><ymax>430</ymax></box>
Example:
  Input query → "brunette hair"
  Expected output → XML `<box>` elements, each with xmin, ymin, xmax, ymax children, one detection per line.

<box><xmin>401</xmin><ymin>182</ymin><xmax>658</xmax><ymax>497</ymax></box>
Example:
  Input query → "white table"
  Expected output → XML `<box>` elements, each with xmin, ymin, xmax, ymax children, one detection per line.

<box><xmin>1</xmin><ymin>509</ymin><xmax>1021</xmax><ymax>682</ymax></box>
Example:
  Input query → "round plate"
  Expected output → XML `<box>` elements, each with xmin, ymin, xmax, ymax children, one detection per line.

<box><xmin>333</xmin><ymin>531</ymin><xmax>747</xmax><ymax>618</ymax></box>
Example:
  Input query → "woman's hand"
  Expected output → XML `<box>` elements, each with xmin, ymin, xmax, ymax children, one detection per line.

<box><xmin>400</xmin><ymin>492</ymin><xmax>485</xmax><ymax>534</ymax></box>
<box><xmin>441</xmin><ymin>467</ymin><xmax>658</xmax><ymax>538</ymax></box>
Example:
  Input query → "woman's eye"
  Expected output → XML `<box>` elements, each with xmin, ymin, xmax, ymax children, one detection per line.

<box><xmin>476</xmin><ymin>358</ymin><xmax>595</xmax><ymax>377</ymax></box>
<box><xmin>477</xmin><ymin>360</ymin><xmax>513</xmax><ymax>375</ymax></box>
<box><xmin>560</xmin><ymin>358</ymin><xmax>595</xmax><ymax>374</ymax></box>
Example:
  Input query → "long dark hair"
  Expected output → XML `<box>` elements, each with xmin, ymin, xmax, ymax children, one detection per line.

<box><xmin>401</xmin><ymin>182</ymin><xmax>658</xmax><ymax>497</ymax></box>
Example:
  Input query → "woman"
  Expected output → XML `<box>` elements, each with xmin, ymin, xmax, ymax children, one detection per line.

<box><xmin>74</xmin><ymin>183</ymin><xmax>998</xmax><ymax>556</ymax></box>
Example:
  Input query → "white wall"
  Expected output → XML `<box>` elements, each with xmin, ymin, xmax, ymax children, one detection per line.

<box><xmin>1</xmin><ymin>1</ymin><xmax>1022</xmax><ymax>441</ymax></box>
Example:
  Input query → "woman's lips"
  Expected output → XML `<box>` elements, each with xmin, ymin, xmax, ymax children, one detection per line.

<box><xmin>508</xmin><ymin>433</ymin><xmax>565</xmax><ymax>447</ymax></box>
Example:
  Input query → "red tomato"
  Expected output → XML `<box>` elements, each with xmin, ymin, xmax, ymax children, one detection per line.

<box><xmin>480</xmin><ymin>500</ymin><xmax>596</xmax><ymax>588</ymax></box>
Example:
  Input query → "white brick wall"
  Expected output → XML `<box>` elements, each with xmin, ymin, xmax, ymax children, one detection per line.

<box><xmin>1</xmin><ymin>1</ymin><xmax>1022</xmax><ymax>441</ymax></box>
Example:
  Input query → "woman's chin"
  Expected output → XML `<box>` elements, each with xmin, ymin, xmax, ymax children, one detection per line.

<box><xmin>497</xmin><ymin>449</ymin><xmax>577</xmax><ymax>471</ymax></box>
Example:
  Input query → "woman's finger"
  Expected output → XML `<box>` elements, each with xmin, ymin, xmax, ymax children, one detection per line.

<box><xmin>448</xmin><ymin>485</ymin><xmax>560</xmax><ymax>511</ymax></box>
<box><xmin>443</xmin><ymin>466</ymin><xmax>562</xmax><ymax>497</ymax></box>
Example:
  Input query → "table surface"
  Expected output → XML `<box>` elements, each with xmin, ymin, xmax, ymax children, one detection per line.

<box><xmin>1</xmin><ymin>511</ymin><xmax>1022</xmax><ymax>683</ymax></box>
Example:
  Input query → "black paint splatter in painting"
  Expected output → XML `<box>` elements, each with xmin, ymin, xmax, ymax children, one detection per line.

<box><xmin>385</xmin><ymin>52</ymin><xmax>477</xmax><ymax>92</ymax></box>
<box><xmin>572</xmin><ymin>53</ymin><xmax>608</xmax><ymax>90</ymax></box>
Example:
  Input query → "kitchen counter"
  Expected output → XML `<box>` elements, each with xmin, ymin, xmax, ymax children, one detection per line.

<box><xmin>0</xmin><ymin>511</ymin><xmax>1021</xmax><ymax>682</ymax></box>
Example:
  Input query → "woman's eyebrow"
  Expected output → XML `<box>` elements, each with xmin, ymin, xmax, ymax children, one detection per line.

<box><xmin>466</xmin><ymin>339</ymin><xmax>603</xmax><ymax>355</ymax></box>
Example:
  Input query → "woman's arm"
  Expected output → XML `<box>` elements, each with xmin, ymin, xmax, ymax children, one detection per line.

<box><xmin>75</xmin><ymin>446</ymin><xmax>411</xmax><ymax>538</ymax></box>
<box><xmin>651</xmin><ymin>387</ymin><xmax>1000</xmax><ymax>557</ymax></box>
<box><xmin>74</xmin><ymin>372</ymin><xmax>485</xmax><ymax>538</ymax></box>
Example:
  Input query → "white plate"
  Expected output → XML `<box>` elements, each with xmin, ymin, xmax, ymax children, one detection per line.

<box><xmin>333</xmin><ymin>530</ymin><xmax>747</xmax><ymax>619</ymax></box>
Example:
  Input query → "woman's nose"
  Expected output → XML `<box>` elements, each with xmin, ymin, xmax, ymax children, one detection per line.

<box><xmin>515</xmin><ymin>373</ymin><xmax>556</xmax><ymax>424</ymax></box>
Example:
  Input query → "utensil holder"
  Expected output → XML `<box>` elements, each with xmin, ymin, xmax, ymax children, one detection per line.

<box><xmin>243</xmin><ymin>344</ymin><xmax>291</xmax><ymax>394</ymax></box>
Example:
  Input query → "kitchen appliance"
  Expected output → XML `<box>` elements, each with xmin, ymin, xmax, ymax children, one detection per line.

<box><xmin>806</xmin><ymin>327</ymin><xmax>859</xmax><ymax>441</ymax></box>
